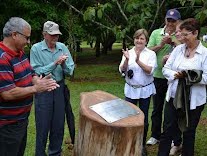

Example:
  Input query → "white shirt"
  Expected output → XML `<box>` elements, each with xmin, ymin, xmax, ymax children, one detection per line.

<box><xmin>119</xmin><ymin>47</ymin><xmax>157</xmax><ymax>99</ymax></box>
<box><xmin>163</xmin><ymin>42</ymin><xmax>207</xmax><ymax>110</ymax></box>
<box><xmin>170</xmin><ymin>57</ymin><xmax>197</xmax><ymax>98</ymax></box>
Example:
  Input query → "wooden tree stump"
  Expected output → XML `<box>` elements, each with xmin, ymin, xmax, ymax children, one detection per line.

<box><xmin>74</xmin><ymin>90</ymin><xmax>144</xmax><ymax>156</ymax></box>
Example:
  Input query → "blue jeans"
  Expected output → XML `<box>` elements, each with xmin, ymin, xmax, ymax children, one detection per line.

<box><xmin>125</xmin><ymin>96</ymin><xmax>151</xmax><ymax>146</ymax></box>
<box><xmin>0</xmin><ymin>119</ymin><xmax>28</xmax><ymax>156</ymax></box>
<box><xmin>35</xmin><ymin>81</ymin><xmax>65</xmax><ymax>156</ymax></box>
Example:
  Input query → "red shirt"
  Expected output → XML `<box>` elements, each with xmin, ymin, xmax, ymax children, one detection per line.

<box><xmin>0</xmin><ymin>42</ymin><xmax>34</xmax><ymax>126</ymax></box>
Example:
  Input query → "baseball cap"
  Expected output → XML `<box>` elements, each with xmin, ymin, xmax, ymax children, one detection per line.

<box><xmin>43</xmin><ymin>21</ymin><xmax>62</xmax><ymax>35</ymax></box>
<box><xmin>165</xmin><ymin>9</ymin><xmax>181</xmax><ymax>20</ymax></box>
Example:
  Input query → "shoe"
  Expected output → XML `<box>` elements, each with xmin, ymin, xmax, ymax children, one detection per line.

<box><xmin>169</xmin><ymin>144</ymin><xmax>182</xmax><ymax>155</ymax></box>
<box><xmin>146</xmin><ymin>137</ymin><xmax>159</xmax><ymax>145</ymax></box>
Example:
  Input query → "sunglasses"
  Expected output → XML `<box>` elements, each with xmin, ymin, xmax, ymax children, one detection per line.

<box><xmin>16</xmin><ymin>31</ymin><xmax>30</xmax><ymax>41</ymax></box>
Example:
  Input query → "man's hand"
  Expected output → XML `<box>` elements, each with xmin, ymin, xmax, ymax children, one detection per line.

<box><xmin>161</xmin><ymin>36</ymin><xmax>172</xmax><ymax>46</ymax></box>
<box><xmin>162</xmin><ymin>54</ymin><xmax>170</xmax><ymax>65</ymax></box>
<box><xmin>55</xmin><ymin>54</ymin><xmax>69</xmax><ymax>65</ymax></box>
<box><xmin>34</xmin><ymin>74</ymin><xmax>60</xmax><ymax>92</ymax></box>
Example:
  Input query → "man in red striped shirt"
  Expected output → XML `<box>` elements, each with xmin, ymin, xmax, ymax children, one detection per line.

<box><xmin>0</xmin><ymin>17</ymin><xmax>59</xmax><ymax>156</ymax></box>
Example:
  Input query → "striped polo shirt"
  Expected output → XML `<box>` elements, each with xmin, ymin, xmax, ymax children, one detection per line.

<box><xmin>0</xmin><ymin>42</ymin><xmax>34</xmax><ymax>126</ymax></box>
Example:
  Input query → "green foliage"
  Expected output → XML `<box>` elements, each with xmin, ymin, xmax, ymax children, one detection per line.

<box><xmin>83</xmin><ymin>7</ymin><xmax>96</xmax><ymax>21</ymax></box>
<box><xmin>83</xmin><ymin>3</ymin><xmax>112</xmax><ymax>21</ymax></box>
<box><xmin>1</xmin><ymin>0</ymin><xmax>207</xmax><ymax>53</ymax></box>
<box><xmin>97</xmin><ymin>9</ymin><xmax>103</xmax><ymax>19</ymax></box>
<box><xmin>195</xmin><ymin>9</ymin><xmax>207</xmax><ymax>24</ymax></box>
<box><xmin>0</xmin><ymin>0</ymin><xmax>85</xmax><ymax>44</ymax></box>
<box><xmin>125</xmin><ymin>1</ymin><xmax>140</xmax><ymax>12</ymax></box>
<box><xmin>98</xmin><ymin>2</ymin><xmax>113</xmax><ymax>16</ymax></box>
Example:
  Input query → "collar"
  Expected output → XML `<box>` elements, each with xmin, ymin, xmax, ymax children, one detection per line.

<box><xmin>194</xmin><ymin>41</ymin><xmax>203</xmax><ymax>54</ymax></box>
<box><xmin>41</xmin><ymin>40</ymin><xmax>62</xmax><ymax>52</ymax></box>
<box><xmin>160</xmin><ymin>27</ymin><xmax>165</xmax><ymax>35</ymax></box>
<box><xmin>160</xmin><ymin>26</ymin><xmax>175</xmax><ymax>36</ymax></box>
<box><xmin>183</xmin><ymin>41</ymin><xmax>202</xmax><ymax>55</ymax></box>
<box><xmin>132</xmin><ymin>46</ymin><xmax>147</xmax><ymax>53</ymax></box>
<box><xmin>0</xmin><ymin>42</ymin><xmax>23</xmax><ymax>57</ymax></box>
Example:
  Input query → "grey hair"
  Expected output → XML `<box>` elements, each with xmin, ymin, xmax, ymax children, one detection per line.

<box><xmin>3</xmin><ymin>17</ymin><xmax>31</xmax><ymax>37</ymax></box>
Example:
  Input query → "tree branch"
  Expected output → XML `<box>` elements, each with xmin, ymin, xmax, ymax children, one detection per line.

<box><xmin>62</xmin><ymin>0</ymin><xmax>113</xmax><ymax>31</ymax></box>
<box><xmin>62</xmin><ymin>0</ymin><xmax>83</xmax><ymax>15</ymax></box>
<box><xmin>115</xmin><ymin>0</ymin><xmax>128</xmax><ymax>22</ymax></box>
<box><xmin>176</xmin><ymin>6</ymin><xmax>203</xmax><ymax>10</ymax></box>
<box><xmin>61</xmin><ymin>0</ymin><xmax>132</xmax><ymax>41</ymax></box>
<box><xmin>104</xmin><ymin>13</ymin><xmax>117</xmax><ymax>26</ymax></box>
<box><xmin>148</xmin><ymin>0</ymin><xmax>166</xmax><ymax>33</ymax></box>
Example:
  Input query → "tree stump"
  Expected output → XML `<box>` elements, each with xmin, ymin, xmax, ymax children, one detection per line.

<box><xmin>74</xmin><ymin>90</ymin><xmax>144</xmax><ymax>156</ymax></box>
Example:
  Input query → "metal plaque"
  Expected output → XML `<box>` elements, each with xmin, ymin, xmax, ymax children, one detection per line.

<box><xmin>89</xmin><ymin>98</ymin><xmax>139</xmax><ymax>123</ymax></box>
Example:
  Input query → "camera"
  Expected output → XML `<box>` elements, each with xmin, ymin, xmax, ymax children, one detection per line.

<box><xmin>203</xmin><ymin>35</ymin><xmax>207</xmax><ymax>42</ymax></box>
<box><xmin>127</xmin><ymin>70</ymin><xmax>134</xmax><ymax>79</ymax></box>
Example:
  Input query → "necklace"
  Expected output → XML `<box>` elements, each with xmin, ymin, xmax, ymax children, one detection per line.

<box><xmin>185</xmin><ymin>41</ymin><xmax>199</xmax><ymax>58</ymax></box>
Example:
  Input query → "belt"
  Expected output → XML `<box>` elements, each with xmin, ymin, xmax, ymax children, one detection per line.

<box><xmin>126</xmin><ymin>82</ymin><xmax>153</xmax><ymax>89</ymax></box>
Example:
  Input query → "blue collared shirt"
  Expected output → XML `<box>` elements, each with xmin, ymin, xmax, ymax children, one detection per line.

<box><xmin>30</xmin><ymin>40</ymin><xmax>75</xmax><ymax>82</ymax></box>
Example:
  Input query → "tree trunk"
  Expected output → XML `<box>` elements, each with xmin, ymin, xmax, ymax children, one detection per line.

<box><xmin>95</xmin><ymin>37</ymin><xmax>101</xmax><ymax>57</ymax></box>
<box><xmin>101</xmin><ymin>33</ymin><xmax>116</xmax><ymax>54</ymax></box>
<box><xmin>76</xmin><ymin>41</ymin><xmax>81</xmax><ymax>52</ymax></box>
<box><xmin>74</xmin><ymin>90</ymin><xmax>144</xmax><ymax>156</ymax></box>
<box><xmin>102</xmin><ymin>45</ymin><xmax>108</xmax><ymax>55</ymax></box>
<box><xmin>122</xmin><ymin>38</ymin><xmax>126</xmax><ymax>50</ymax></box>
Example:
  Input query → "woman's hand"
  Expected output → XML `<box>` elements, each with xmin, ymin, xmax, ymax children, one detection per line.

<box><xmin>122</xmin><ymin>48</ymin><xmax>129</xmax><ymax>60</ymax></box>
<box><xmin>174</xmin><ymin>71</ymin><xmax>186</xmax><ymax>79</ymax></box>
<box><xmin>135</xmin><ymin>50</ymin><xmax>141</xmax><ymax>63</ymax></box>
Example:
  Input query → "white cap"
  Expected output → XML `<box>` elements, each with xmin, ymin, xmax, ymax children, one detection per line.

<box><xmin>43</xmin><ymin>21</ymin><xmax>62</xmax><ymax>35</ymax></box>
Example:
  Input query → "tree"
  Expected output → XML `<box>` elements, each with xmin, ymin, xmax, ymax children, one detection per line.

<box><xmin>1</xmin><ymin>0</ymin><xmax>207</xmax><ymax>56</ymax></box>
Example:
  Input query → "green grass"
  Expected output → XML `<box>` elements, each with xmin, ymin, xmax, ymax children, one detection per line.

<box><xmin>24</xmin><ymin>45</ymin><xmax>207</xmax><ymax>156</ymax></box>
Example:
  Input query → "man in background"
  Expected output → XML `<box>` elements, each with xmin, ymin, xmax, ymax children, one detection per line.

<box><xmin>146</xmin><ymin>9</ymin><xmax>181</xmax><ymax>146</ymax></box>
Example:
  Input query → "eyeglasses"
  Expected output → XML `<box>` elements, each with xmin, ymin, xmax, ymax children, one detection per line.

<box><xmin>180</xmin><ymin>32</ymin><xmax>192</xmax><ymax>37</ymax></box>
<box><xmin>16</xmin><ymin>31</ymin><xmax>30</xmax><ymax>41</ymax></box>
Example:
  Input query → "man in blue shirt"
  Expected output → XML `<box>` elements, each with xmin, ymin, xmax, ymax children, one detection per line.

<box><xmin>30</xmin><ymin>21</ymin><xmax>75</xmax><ymax>156</ymax></box>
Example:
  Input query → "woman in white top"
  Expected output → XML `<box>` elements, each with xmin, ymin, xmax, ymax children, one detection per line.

<box><xmin>158</xmin><ymin>18</ymin><xmax>207</xmax><ymax>156</ymax></box>
<box><xmin>119</xmin><ymin>29</ymin><xmax>157</xmax><ymax>156</ymax></box>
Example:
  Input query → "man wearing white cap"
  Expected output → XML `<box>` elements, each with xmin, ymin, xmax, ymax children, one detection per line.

<box><xmin>30</xmin><ymin>21</ymin><xmax>75</xmax><ymax>156</ymax></box>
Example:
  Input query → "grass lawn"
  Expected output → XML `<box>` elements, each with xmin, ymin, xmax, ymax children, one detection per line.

<box><xmin>24</xmin><ymin>43</ymin><xmax>207</xmax><ymax>156</ymax></box>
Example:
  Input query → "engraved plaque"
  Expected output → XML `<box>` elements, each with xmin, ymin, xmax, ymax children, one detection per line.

<box><xmin>90</xmin><ymin>98</ymin><xmax>139</xmax><ymax>123</ymax></box>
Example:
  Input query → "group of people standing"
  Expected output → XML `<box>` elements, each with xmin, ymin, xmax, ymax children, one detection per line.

<box><xmin>0</xmin><ymin>17</ymin><xmax>74</xmax><ymax>156</ymax></box>
<box><xmin>119</xmin><ymin>9</ymin><xmax>207</xmax><ymax>156</ymax></box>
<box><xmin>0</xmin><ymin>8</ymin><xmax>206</xmax><ymax>156</ymax></box>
